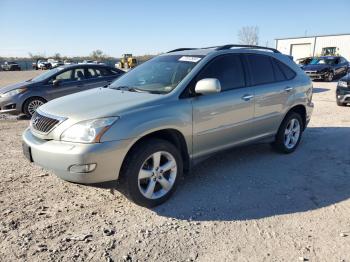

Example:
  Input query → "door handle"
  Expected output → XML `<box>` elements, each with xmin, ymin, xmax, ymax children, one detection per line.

<box><xmin>241</xmin><ymin>94</ymin><xmax>254</xmax><ymax>101</ymax></box>
<box><xmin>284</xmin><ymin>86</ymin><xmax>293</xmax><ymax>92</ymax></box>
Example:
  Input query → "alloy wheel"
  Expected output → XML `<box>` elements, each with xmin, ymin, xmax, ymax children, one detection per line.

<box><xmin>138</xmin><ymin>151</ymin><xmax>177</xmax><ymax>200</ymax></box>
<box><xmin>27</xmin><ymin>100</ymin><xmax>44</xmax><ymax>116</ymax></box>
<box><xmin>284</xmin><ymin>118</ymin><xmax>301</xmax><ymax>149</ymax></box>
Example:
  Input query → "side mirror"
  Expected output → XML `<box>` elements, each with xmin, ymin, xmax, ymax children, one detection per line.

<box><xmin>52</xmin><ymin>79</ymin><xmax>60</xmax><ymax>87</ymax></box>
<box><xmin>195</xmin><ymin>78</ymin><xmax>221</xmax><ymax>95</ymax></box>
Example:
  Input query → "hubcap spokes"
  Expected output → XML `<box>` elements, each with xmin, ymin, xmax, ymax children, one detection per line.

<box><xmin>284</xmin><ymin>118</ymin><xmax>300</xmax><ymax>149</ymax></box>
<box><xmin>138</xmin><ymin>151</ymin><xmax>177</xmax><ymax>199</ymax></box>
<box><xmin>28</xmin><ymin>100</ymin><xmax>44</xmax><ymax>115</ymax></box>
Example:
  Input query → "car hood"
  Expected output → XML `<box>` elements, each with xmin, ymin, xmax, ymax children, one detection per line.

<box><xmin>0</xmin><ymin>81</ymin><xmax>35</xmax><ymax>93</ymax></box>
<box><xmin>302</xmin><ymin>64</ymin><xmax>331</xmax><ymax>71</ymax></box>
<box><xmin>39</xmin><ymin>87</ymin><xmax>165</xmax><ymax>120</ymax></box>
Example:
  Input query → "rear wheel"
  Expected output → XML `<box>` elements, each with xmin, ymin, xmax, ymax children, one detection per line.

<box><xmin>120</xmin><ymin>139</ymin><xmax>183</xmax><ymax>207</ymax></box>
<box><xmin>23</xmin><ymin>97</ymin><xmax>46</xmax><ymax>117</ymax></box>
<box><xmin>272</xmin><ymin>112</ymin><xmax>303</xmax><ymax>154</ymax></box>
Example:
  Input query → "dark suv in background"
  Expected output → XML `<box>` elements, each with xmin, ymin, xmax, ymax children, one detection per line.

<box><xmin>1</xmin><ymin>61</ymin><xmax>21</xmax><ymax>71</ymax></box>
<box><xmin>0</xmin><ymin>64</ymin><xmax>124</xmax><ymax>117</ymax></box>
<box><xmin>301</xmin><ymin>56</ymin><xmax>348</xmax><ymax>81</ymax></box>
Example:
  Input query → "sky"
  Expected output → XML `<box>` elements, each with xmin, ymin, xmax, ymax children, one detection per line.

<box><xmin>1</xmin><ymin>0</ymin><xmax>350</xmax><ymax>58</ymax></box>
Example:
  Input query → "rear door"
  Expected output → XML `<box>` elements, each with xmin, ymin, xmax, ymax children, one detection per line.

<box><xmin>244</xmin><ymin>54</ymin><xmax>297</xmax><ymax>138</ymax></box>
<box><xmin>191</xmin><ymin>54</ymin><xmax>255</xmax><ymax>157</ymax></box>
<box><xmin>81</xmin><ymin>67</ymin><xmax>118</xmax><ymax>89</ymax></box>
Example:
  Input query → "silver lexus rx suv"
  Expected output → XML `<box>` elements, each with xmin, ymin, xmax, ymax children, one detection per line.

<box><xmin>22</xmin><ymin>45</ymin><xmax>314</xmax><ymax>207</ymax></box>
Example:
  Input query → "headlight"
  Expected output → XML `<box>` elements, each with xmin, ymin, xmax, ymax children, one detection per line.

<box><xmin>0</xmin><ymin>87</ymin><xmax>27</xmax><ymax>98</ymax></box>
<box><xmin>338</xmin><ymin>81</ymin><xmax>348</xmax><ymax>88</ymax></box>
<box><xmin>60</xmin><ymin>117</ymin><xmax>119</xmax><ymax>143</ymax></box>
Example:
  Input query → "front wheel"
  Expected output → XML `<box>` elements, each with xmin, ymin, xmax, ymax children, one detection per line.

<box><xmin>23</xmin><ymin>97</ymin><xmax>46</xmax><ymax>117</ymax></box>
<box><xmin>326</xmin><ymin>71</ymin><xmax>334</xmax><ymax>82</ymax></box>
<box><xmin>337</xmin><ymin>100</ymin><xmax>347</xmax><ymax>107</ymax></box>
<box><xmin>272</xmin><ymin>112</ymin><xmax>303</xmax><ymax>154</ymax></box>
<box><xmin>120</xmin><ymin>139</ymin><xmax>183</xmax><ymax>207</ymax></box>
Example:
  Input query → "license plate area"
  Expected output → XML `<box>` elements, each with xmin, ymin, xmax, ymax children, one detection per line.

<box><xmin>22</xmin><ymin>142</ymin><xmax>33</xmax><ymax>162</ymax></box>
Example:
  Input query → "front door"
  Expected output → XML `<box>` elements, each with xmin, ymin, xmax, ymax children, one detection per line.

<box><xmin>45</xmin><ymin>69</ymin><xmax>82</xmax><ymax>100</ymax></box>
<box><xmin>191</xmin><ymin>54</ymin><xmax>255</xmax><ymax>158</ymax></box>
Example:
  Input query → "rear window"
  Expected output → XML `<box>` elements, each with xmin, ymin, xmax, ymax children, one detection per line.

<box><xmin>277</xmin><ymin>60</ymin><xmax>296</xmax><ymax>80</ymax></box>
<box><xmin>246</xmin><ymin>54</ymin><xmax>275</xmax><ymax>85</ymax></box>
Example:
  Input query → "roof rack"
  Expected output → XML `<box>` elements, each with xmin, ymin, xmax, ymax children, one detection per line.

<box><xmin>167</xmin><ymin>45</ymin><xmax>281</xmax><ymax>54</ymax></box>
<box><xmin>167</xmin><ymin>46</ymin><xmax>220</xmax><ymax>53</ymax></box>
<box><xmin>167</xmin><ymin>48</ymin><xmax>197</xmax><ymax>53</ymax></box>
<box><xmin>215</xmin><ymin>44</ymin><xmax>281</xmax><ymax>53</ymax></box>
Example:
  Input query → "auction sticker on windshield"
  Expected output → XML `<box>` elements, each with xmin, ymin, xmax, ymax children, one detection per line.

<box><xmin>179</xmin><ymin>56</ymin><xmax>202</xmax><ymax>63</ymax></box>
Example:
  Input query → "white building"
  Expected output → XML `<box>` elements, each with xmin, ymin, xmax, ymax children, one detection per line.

<box><xmin>275</xmin><ymin>33</ymin><xmax>350</xmax><ymax>61</ymax></box>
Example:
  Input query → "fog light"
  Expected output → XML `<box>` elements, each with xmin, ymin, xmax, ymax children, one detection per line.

<box><xmin>69</xmin><ymin>163</ymin><xmax>97</xmax><ymax>173</ymax></box>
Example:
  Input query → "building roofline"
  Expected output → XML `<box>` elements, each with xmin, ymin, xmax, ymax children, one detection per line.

<box><xmin>275</xmin><ymin>33</ymin><xmax>350</xmax><ymax>41</ymax></box>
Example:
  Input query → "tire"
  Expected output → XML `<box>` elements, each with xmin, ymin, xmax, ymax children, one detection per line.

<box><xmin>272</xmin><ymin>112</ymin><xmax>303</xmax><ymax>154</ymax></box>
<box><xmin>23</xmin><ymin>97</ymin><xmax>46</xmax><ymax>117</ymax></box>
<box><xmin>119</xmin><ymin>138</ymin><xmax>183</xmax><ymax>207</ymax></box>
<box><xmin>326</xmin><ymin>71</ymin><xmax>334</xmax><ymax>82</ymax></box>
<box><xmin>337</xmin><ymin>100</ymin><xmax>347</xmax><ymax>107</ymax></box>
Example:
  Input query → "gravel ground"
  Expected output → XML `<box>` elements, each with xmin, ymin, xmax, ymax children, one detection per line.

<box><xmin>0</xmin><ymin>71</ymin><xmax>349</xmax><ymax>262</ymax></box>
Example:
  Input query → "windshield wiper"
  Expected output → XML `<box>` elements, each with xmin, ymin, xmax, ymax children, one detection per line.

<box><xmin>112</xmin><ymin>86</ymin><xmax>148</xmax><ymax>93</ymax></box>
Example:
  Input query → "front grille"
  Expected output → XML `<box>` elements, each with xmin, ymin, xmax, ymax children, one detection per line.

<box><xmin>30</xmin><ymin>112</ymin><xmax>61</xmax><ymax>134</ymax></box>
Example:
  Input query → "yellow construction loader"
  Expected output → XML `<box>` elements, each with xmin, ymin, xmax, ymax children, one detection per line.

<box><xmin>118</xmin><ymin>54</ymin><xmax>138</xmax><ymax>70</ymax></box>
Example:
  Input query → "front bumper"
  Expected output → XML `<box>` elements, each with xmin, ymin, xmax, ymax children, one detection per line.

<box><xmin>336</xmin><ymin>87</ymin><xmax>350</xmax><ymax>103</ymax></box>
<box><xmin>305</xmin><ymin>72</ymin><xmax>327</xmax><ymax>80</ymax></box>
<box><xmin>0</xmin><ymin>96</ymin><xmax>21</xmax><ymax>115</ymax></box>
<box><xmin>22</xmin><ymin>128</ymin><xmax>132</xmax><ymax>184</ymax></box>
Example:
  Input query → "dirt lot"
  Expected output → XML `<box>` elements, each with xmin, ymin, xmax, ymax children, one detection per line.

<box><xmin>0</xmin><ymin>71</ymin><xmax>349</xmax><ymax>262</ymax></box>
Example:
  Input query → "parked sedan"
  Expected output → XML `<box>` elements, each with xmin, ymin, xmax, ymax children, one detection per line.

<box><xmin>1</xmin><ymin>61</ymin><xmax>21</xmax><ymax>71</ymax></box>
<box><xmin>336</xmin><ymin>73</ymin><xmax>350</xmax><ymax>106</ymax></box>
<box><xmin>301</xmin><ymin>56</ymin><xmax>348</xmax><ymax>81</ymax></box>
<box><xmin>0</xmin><ymin>64</ymin><xmax>124</xmax><ymax>117</ymax></box>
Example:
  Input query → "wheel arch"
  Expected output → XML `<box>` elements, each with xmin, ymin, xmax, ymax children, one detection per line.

<box><xmin>284</xmin><ymin>104</ymin><xmax>307</xmax><ymax>130</ymax></box>
<box><xmin>21</xmin><ymin>96</ymin><xmax>47</xmax><ymax>114</ymax></box>
<box><xmin>121</xmin><ymin>128</ymin><xmax>191</xmax><ymax>175</ymax></box>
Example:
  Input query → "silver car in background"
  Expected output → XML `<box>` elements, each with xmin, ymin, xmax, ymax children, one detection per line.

<box><xmin>22</xmin><ymin>45</ymin><xmax>314</xmax><ymax>207</ymax></box>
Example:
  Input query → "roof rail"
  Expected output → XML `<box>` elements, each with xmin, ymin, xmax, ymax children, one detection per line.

<box><xmin>167</xmin><ymin>48</ymin><xmax>197</xmax><ymax>53</ymax></box>
<box><xmin>167</xmin><ymin>46</ymin><xmax>220</xmax><ymax>53</ymax></box>
<box><xmin>215</xmin><ymin>44</ymin><xmax>281</xmax><ymax>53</ymax></box>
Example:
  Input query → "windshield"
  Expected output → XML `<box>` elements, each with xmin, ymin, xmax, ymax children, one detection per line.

<box><xmin>310</xmin><ymin>58</ymin><xmax>336</xmax><ymax>65</ymax></box>
<box><xmin>31</xmin><ymin>67</ymin><xmax>64</xmax><ymax>82</ymax></box>
<box><xmin>109</xmin><ymin>55</ymin><xmax>204</xmax><ymax>94</ymax></box>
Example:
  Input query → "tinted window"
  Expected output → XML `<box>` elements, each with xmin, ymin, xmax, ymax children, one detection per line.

<box><xmin>271</xmin><ymin>59</ymin><xmax>286</xmax><ymax>82</ymax></box>
<box><xmin>197</xmin><ymin>54</ymin><xmax>245</xmax><ymax>91</ymax></box>
<box><xmin>246</xmin><ymin>54</ymin><xmax>274</xmax><ymax>85</ymax></box>
<box><xmin>277</xmin><ymin>60</ymin><xmax>296</xmax><ymax>80</ymax></box>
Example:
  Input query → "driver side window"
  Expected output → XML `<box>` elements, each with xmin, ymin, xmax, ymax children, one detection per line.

<box><xmin>53</xmin><ymin>70</ymin><xmax>74</xmax><ymax>83</ymax></box>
